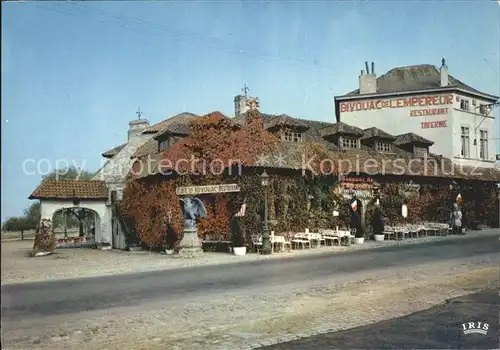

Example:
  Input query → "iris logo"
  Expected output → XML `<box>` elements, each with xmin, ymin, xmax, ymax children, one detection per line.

<box><xmin>461</xmin><ymin>321</ymin><xmax>489</xmax><ymax>335</ymax></box>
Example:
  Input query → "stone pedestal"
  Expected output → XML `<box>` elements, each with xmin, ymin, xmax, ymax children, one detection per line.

<box><xmin>178</xmin><ymin>227</ymin><xmax>203</xmax><ymax>258</ymax></box>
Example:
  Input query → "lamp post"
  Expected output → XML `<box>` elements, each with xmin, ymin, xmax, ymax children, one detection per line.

<box><xmin>497</xmin><ymin>183</ymin><xmax>500</xmax><ymax>233</ymax></box>
<box><xmin>261</xmin><ymin>170</ymin><xmax>271</xmax><ymax>255</ymax></box>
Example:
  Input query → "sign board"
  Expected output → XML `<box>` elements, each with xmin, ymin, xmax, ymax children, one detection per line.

<box><xmin>176</xmin><ymin>184</ymin><xmax>241</xmax><ymax>196</ymax></box>
<box><xmin>339</xmin><ymin>94</ymin><xmax>453</xmax><ymax>113</ymax></box>
<box><xmin>340</xmin><ymin>176</ymin><xmax>374</xmax><ymax>190</ymax></box>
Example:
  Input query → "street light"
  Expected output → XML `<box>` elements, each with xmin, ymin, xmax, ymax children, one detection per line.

<box><xmin>496</xmin><ymin>183</ymin><xmax>500</xmax><ymax>232</ymax></box>
<box><xmin>260</xmin><ymin>170</ymin><xmax>271</xmax><ymax>255</ymax></box>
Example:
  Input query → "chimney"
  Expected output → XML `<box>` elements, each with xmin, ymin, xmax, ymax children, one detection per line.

<box><xmin>234</xmin><ymin>95</ymin><xmax>249</xmax><ymax>116</ymax></box>
<box><xmin>128</xmin><ymin>119</ymin><xmax>150</xmax><ymax>142</ymax></box>
<box><xmin>359</xmin><ymin>61</ymin><xmax>377</xmax><ymax>94</ymax></box>
<box><xmin>440</xmin><ymin>58</ymin><xmax>448</xmax><ymax>87</ymax></box>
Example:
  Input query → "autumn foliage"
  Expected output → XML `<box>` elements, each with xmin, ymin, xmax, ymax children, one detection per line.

<box><xmin>122</xmin><ymin>110</ymin><xmax>279</xmax><ymax>249</ymax></box>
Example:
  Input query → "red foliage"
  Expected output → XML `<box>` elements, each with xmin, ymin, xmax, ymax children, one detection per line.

<box><xmin>122</xmin><ymin>109</ymin><xmax>279</xmax><ymax>247</ymax></box>
<box><xmin>159</xmin><ymin>110</ymin><xmax>279</xmax><ymax>175</ymax></box>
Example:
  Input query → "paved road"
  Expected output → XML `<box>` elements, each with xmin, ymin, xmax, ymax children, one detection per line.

<box><xmin>262</xmin><ymin>288</ymin><xmax>499</xmax><ymax>349</ymax></box>
<box><xmin>2</xmin><ymin>235</ymin><xmax>498</xmax><ymax>320</ymax></box>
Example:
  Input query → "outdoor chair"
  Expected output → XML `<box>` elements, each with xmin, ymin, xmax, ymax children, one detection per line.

<box><xmin>251</xmin><ymin>234</ymin><xmax>262</xmax><ymax>253</ymax></box>
<box><xmin>291</xmin><ymin>233</ymin><xmax>311</xmax><ymax>249</ymax></box>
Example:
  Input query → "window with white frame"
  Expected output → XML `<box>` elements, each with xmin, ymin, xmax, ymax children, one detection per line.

<box><xmin>376</xmin><ymin>142</ymin><xmax>391</xmax><ymax>152</ymax></box>
<box><xmin>479</xmin><ymin>105</ymin><xmax>488</xmax><ymax>115</ymax></box>
<box><xmin>159</xmin><ymin>139</ymin><xmax>169</xmax><ymax>152</ymax></box>
<box><xmin>414</xmin><ymin>146</ymin><xmax>428</xmax><ymax>157</ymax></box>
<box><xmin>282</xmin><ymin>131</ymin><xmax>303</xmax><ymax>142</ymax></box>
<box><xmin>460</xmin><ymin>99</ymin><xmax>469</xmax><ymax>111</ymax></box>
<box><xmin>479</xmin><ymin>130</ymin><xmax>488</xmax><ymax>160</ymax></box>
<box><xmin>460</xmin><ymin>126</ymin><xmax>470</xmax><ymax>157</ymax></box>
<box><xmin>340</xmin><ymin>137</ymin><xmax>359</xmax><ymax>149</ymax></box>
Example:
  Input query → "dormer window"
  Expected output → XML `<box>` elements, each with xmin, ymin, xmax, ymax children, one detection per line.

<box><xmin>414</xmin><ymin>146</ymin><xmax>428</xmax><ymax>157</ymax></box>
<box><xmin>376</xmin><ymin>142</ymin><xmax>391</xmax><ymax>152</ymax></box>
<box><xmin>282</xmin><ymin>131</ymin><xmax>303</xmax><ymax>142</ymax></box>
<box><xmin>341</xmin><ymin>136</ymin><xmax>359</xmax><ymax>149</ymax></box>
<box><xmin>159</xmin><ymin>139</ymin><xmax>169</xmax><ymax>152</ymax></box>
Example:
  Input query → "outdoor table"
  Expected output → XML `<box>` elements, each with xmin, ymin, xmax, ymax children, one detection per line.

<box><xmin>335</xmin><ymin>230</ymin><xmax>352</xmax><ymax>246</ymax></box>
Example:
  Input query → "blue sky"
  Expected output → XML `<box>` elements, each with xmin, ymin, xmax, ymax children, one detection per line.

<box><xmin>2</xmin><ymin>1</ymin><xmax>499</xmax><ymax>221</ymax></box>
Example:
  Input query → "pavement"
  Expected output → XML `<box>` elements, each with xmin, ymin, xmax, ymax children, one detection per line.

<box><xmin>1</xmin><ymin>233</ymin><xmax>499</xmax><ymax>349</ymax></box>
<box><xmin>261</xmin><ymin>288</ymin><xmax>499</xmax><ymax>349</ymax></box>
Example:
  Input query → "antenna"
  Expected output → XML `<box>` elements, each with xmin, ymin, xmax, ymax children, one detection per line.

<box><xmin>136</xmin><ymin>106</ymin><xmax>143</xmax><ymax>120</ymax></box>
<box><xmin>242</xmin><ymin>83</ymin><xmax>250</xmax><ymax>97</ymax></box>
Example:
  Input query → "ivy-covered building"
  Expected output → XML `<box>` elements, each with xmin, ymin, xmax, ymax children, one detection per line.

<box><xmin>100</xmin><ymin>94</ymin><xmax>500</xmax><ymax>249</ymax></box>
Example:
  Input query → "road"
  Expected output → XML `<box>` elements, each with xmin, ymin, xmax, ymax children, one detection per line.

<box><xmin>1</xmin><ymin>235</ymin><xmax>499</xmax><ymax>349</ymax></box>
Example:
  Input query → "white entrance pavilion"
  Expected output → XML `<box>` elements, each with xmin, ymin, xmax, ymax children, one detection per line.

<box><xmin>29</xmin><ymin>179</ymin><xmax>112</xmax><ymax>248</ymax></box>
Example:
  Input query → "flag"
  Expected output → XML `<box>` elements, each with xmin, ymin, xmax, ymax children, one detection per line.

<box><xmin>456</xmin><ymin>193</ymin><xmax>463</xmax><ymax>206</ymax></box>
<box><xmin>235</xmin><ymin>198</ymin><xmax>246</xmax><ymax>217</ymax></box>
<box><xmin>350</xmin><ymin>199</ymin><xmax>358</xmax><ymax>212</ymax></box>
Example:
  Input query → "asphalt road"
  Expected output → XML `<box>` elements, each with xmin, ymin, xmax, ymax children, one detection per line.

<box><xmin>262</xmin><ymin>288</ymin><xmax>499</xmax><ymax>349</ymax></box>
<box><xmin>2</xmin><ymin>235</ymin><xmax>498</xmax><ymax>321</ymax></box>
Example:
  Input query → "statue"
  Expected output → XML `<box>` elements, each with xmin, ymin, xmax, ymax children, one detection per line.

<box><xmin>177</xmin><ymin>197</ymin><xmax>207</xmax><ymax>257</ymax></box>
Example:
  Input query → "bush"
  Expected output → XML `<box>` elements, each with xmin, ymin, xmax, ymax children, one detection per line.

<box><xmin>231</xmin><ymin>217</ymin><xmax>245</xmax><ymax>247</ymax></box>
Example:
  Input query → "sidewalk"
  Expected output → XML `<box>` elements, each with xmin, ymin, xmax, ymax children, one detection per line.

<box><xmin>1</xmin><ymin>229</ymin><xmax>498</xmax><ymax>285</ymax></box>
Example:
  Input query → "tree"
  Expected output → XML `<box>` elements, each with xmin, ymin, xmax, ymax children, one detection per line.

<box><xmin>42</xmin><ymin>166</ymin><xmax>95</xmax><ymax>181</ymax></box>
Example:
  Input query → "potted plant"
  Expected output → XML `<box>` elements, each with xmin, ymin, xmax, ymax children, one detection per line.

<box><xmin>231</xmin><ymin>216</ymin><xmax>246</xmax><ymax>256</ymax></box>
<box><xmin>354</xmin><ymin>229</ymin><xmax>365</xmax><ymax>244</ymax></box>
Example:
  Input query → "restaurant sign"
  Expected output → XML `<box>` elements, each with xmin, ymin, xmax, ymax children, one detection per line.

<box><xmin>340</xmin><ymin>176</ymin><xmax>374</xmax><ymax>191</ymax></box>
<box><xmin>176</xmin><ymin>184</ymin><xmax>241</xmax><ymax>196</ymax></box>
<box><xmin>339</xmin><ymin>94</ymin><xmax>453</xmax><ymax>113</ymax></box>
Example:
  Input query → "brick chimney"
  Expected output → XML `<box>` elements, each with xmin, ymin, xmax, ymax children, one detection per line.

<box><xmin>440</xmin><ymin>58</ymin><xmax>448</xmax><ymax>87</ymax></box>
<box><xmin>359</xmin><ymin>61</ymin><xmax>377</xmax><ymax>94</ymax></box>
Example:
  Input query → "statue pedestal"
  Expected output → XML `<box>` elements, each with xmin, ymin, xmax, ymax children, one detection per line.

<box><xmin>178</xmin><ymin>227</ymin><xmax>203</xmax><ymax>258</ymax></box>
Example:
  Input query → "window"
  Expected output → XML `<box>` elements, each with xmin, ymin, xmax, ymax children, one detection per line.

<box><xmin>376</xmin><ymin>142</ymin><xmax>391</xmax><ymax>152</ymax></box>
<box><xmin>341</xmin><ymin>137</ymin><xmax>359</xmax><ymax>149</ymax></box>
<box><xmin>460</xmin><ymin>99</ymin><xmax>469</xmax><ymax>111</ymax></box>
<box><xmin>479</xmin><ymin>105</ymin><xmax>488</xmax><ymax>115</ymax></box>
<box><xmin>282</xmin><ymin>131</ymin><xmax>302</xmax><ymax>142</ymax></box>
<box><xmin>480</xmin><ymin>130</ymin><xmax>488</xmax><ymax>160</ymax></box>
<box><xmin>159</xmin><ymin>139</ymin><xmax>169</xmax><ymax>152</ymax></box>
<box><xmin>460</xmin><ymin>126</ymin><xmax>470</xmax><ymax>158</ymax></box>
<box><xmin>414</xmin><ymin>146</ymin><xmax>428</xmax><ymax>157</ymax></box>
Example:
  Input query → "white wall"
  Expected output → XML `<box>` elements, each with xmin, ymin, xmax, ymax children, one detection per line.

<box><xmin>40</xmin><ymin>200</ymin><xmax>112</xmax><ymax>245</ymax></box>
<box><xmin>338</xmin><ymin>93</ymin><xmax>454</xmax><ymax>158</ymax></box>
<box><xmin>451</xmin><ymin>93</ymin><xmax>496</xmax><ymax>168</ymax></box>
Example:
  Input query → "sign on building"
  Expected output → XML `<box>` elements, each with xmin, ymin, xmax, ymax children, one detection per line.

<box><xmin>176</xmin><ymin>184</ymin><xmax>241</xmax><ymax>196</ymax></box>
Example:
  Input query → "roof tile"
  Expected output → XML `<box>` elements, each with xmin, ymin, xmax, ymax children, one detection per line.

<box><xmin>29</xmin><ymin>180</ymin><xmax>108</xmax><ymax>200</ymax></box>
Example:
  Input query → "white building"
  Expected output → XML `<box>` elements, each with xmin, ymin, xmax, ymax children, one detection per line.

<box><xmin>334</xmin><ymin>59</ymin><xmax>499</xmax><ymax>168</ymax></box>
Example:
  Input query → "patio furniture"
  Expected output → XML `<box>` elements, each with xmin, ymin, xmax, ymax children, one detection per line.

<box><xmin>251</xmin><ymin>234</ymin><xmax>262</xmax><ymax>253</ymax></box>
<box><xmin>320</xmin><ymin>229</ymin><xmax>340</xmax><ymax>246</ymax></box>
<box><xmin>291</xmin><ymin>233</ymin><xmax>311</xmax><ymax>249</ymax></box>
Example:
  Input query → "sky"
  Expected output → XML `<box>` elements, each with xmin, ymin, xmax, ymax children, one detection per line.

<box><xmin>2</xmin><ymin>1</ymin><xmax>499</xmax><ymax>221</ymax></box>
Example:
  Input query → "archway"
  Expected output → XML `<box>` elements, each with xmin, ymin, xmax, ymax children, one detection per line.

<box><xmin>52</xmin><ymin>207</ymin><xmax>101</xmax><ymax>248</ymax></box>
<box><xmin>28</xmin><ymin>179</ymin><xmax>112</xmax><ymax>249</ymax></box>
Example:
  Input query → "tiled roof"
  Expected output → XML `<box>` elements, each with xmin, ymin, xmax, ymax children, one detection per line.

<box><xmin>142</xmin><ymin>112</ymin><xmax>200</xmax><ymax>134</ymax></box>
<box><xmin>342</xmin><ymin>64</ymin><xmax>498</xmax><ymax>99</ymax></box>
<box><xmin>153</xmin><ymin>112</ymin><xmax>200</xmax><ymax>139</ymax></box>
<box><xmin>121</xmin><ymin>110</ymin><xmax>499</xmax><ymax>182</ymax></box>
<box><xmin>132</xmin><ymin>138</ymin><xmax>157</xmax><ymax>158</ymax></box>
<box><xmin>265</xmin><ymin>114</ymin><xmax>310</xmax><ymax>131</ymax></box>
<box><xmin>361</xmin><ymin>127</ymin><xmax>396</xmax><ymax>141</ymax></box>
<box><xmin>29</xmin><ymin>180</ymin><xmax>108</xmax><ymax>200</ymax></box>
<box><xmin>319</xmin><ymin>122</ymin><xmax>364</xmax><ymax>138</ymax></box>
<box><xmin>395</xmin><ymin>132</ymin><xmax>434</xmax><ymax>146</ymax></box>
<box><xmin>102</xmin><ymin>143</ymin><xmax>126</xmax><ymax>158</ymax></box>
